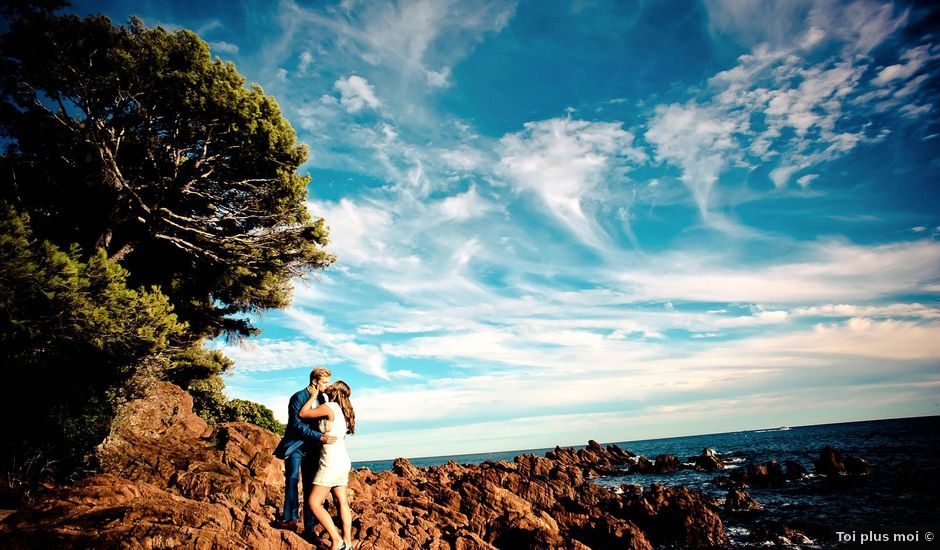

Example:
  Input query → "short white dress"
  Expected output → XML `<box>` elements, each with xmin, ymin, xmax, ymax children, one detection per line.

<box><xmin>312</xmin><ymin>401</ymin><xmax>351</xmax><ymax>487</ymax></box>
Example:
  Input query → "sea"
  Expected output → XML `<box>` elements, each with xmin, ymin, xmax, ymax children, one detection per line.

<box><xmin>353</xmin><ymin>416</ymin><xmax>940</xmax><ymax>548</ymax></box>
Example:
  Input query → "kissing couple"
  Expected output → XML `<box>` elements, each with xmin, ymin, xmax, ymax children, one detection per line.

<box><xmin>273</xmin><ymin>367</ymin><xmax>357</xmax><ymax>550</ymax></box>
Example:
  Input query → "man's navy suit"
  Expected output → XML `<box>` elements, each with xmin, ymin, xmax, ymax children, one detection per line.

<box><xmin>273</xmin><ymin>388</ymin><xmax>326</xmax><ymax>535</ymax></box>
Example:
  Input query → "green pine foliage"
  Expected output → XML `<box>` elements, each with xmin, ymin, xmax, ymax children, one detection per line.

<box><xmin>0</xmin><ymin>12</ymin><xmax>334</xmax><ymax>339</ymax></box>
<box><xmin>0</xmin><ymin>204</ymin><xmax>184</xmax><ymax>491</ymax></box>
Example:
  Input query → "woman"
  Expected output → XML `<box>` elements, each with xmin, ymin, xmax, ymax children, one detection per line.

<box><xmin>299</xmin><ymin>381</ymin><xmax>356</xmax><ymax>550</ymax></box>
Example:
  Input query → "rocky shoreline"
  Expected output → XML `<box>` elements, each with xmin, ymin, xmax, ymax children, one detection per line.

<box><xmin>0</xmin><ymin>383</ymin><xmax>870</xmax><ymax>549</ymax></box>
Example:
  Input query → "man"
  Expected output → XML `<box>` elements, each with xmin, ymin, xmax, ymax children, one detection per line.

<box><xmin>272</xmin><ymin>367</ymin><xmax>336</xmax><ymax>537</ymax></box>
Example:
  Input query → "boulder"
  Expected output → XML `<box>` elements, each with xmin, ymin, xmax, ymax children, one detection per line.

<box><xmin>620</xmin><ymin>483</ymin><xmax>728</xmax><ymax>548</ymax></box>
<box><xmin>784</xmin><ymin>460</ymin><xmax>808</xmax><ymax>480</ymax></box>
<box><xmin>652</xmin><ymin>454</ymin><xmax>682</xmax><ymax>474</ymax></box>
<box><xmin>690</xmin><ymin>448</ymin><xmax>724</xmax><ymax>472</ymax></box>
<box><xmin>844</xmin><ymin>455</ymin><xmax>872</xmax><ymax>476</ymax></box>
<box><xmin>545</xmin><ymin>441</ymin><xmax>635</xmax><ymax>477</ymax></box>
<box><xmin>725</xmin><ymin>487</ymin><xmax>762</xmax><ymax>512</ymax></box>
<box><xmin>748</xmin><ymin>522</ymin><xmax>815</xmax><ymax>546</ymax></box>
<box><xmin>815</xmin><ymin>446</ymin><xmax>845</xmax><ymax>476</ymax></box>
<box><xmin>391</xmin><ymin>457</ymin><xmax>426</xmax><ymax>481</ymax></box>
<box><xmin>728</xmin><ymin>461</ymin><xmax>787</xmax><ymax>488</ymax></box>
<box><xmin>629</xmin><ymin>456</ymin><xmax>654</xmax><ymax>474</ymax></box>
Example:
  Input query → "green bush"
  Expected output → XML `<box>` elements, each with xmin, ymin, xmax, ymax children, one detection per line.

<box><xmin>225</xmin><ymin>399</ymin><xmax>285</xmax><ymax>435</ymax></box>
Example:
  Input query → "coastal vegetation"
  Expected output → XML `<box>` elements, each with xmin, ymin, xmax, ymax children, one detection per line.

<box><xmin>0</xmin><ymin>3</ymin><xmax>332</xmax><ymax>498</ymax></box>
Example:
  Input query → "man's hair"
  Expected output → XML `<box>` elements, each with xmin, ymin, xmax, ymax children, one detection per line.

<box><xmin>310</xmin><ymin>367</ymin><xmax>332</xmax><ymax>384</ymax></box>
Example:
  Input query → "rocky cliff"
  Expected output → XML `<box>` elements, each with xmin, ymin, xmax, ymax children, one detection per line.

<box><xmin>0</xmin><ymin>383</ymin><xmax>728</xmax><ymax>549</ymax></box>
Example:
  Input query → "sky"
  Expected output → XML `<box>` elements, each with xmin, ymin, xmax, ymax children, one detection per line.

<box><xmin>66</xmin><ymin>0</ymin><xmax>940</xmax><ymax>461</ymax></box>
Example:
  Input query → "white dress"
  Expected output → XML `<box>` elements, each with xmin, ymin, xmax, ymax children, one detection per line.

<box><xmin>312</xmin><ymin>401</ymin><xmax>350</xmax><ymax>487</ymax></box>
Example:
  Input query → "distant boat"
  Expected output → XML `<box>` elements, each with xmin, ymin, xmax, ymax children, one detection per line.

<box><xmin>779</xmin><ymin>426</ymin><xmax>791</xmax><ymax>431</ymax></box>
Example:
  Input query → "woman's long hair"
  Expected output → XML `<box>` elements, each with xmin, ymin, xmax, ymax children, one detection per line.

<box><xmin>325</xmin><ymin>381</ymin><xmax>355</xmax><ymax>434</ymax></box>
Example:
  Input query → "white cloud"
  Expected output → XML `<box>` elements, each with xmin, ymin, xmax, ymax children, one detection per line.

<box><xmin>357</xmin><ymin>322</ymin><xmax>445</xmax><ymax>336</ymax></box>
<box><xmin>894</xmin><ymin>74</ymin><xmax>929</xmax><ymax>99</ymax></box>
<box><xmin>712</xmin><ymin>309</ymin><xmax>790</xmax><ymax>328</ymax></box>
<box><xmin>792</xmin><ymin>303</ymin><xmax>940</xmax><ymax>319</ymax></box>
<box><xmin>809</xmin><ymin>1</ymin><xmax>908</xmax><ymax>55</ymax></box>
<box><xmin>208</xmin><ymin>41</ymin><xmax>239</xmax><ymax>55</ymax></box>
<box><xmin>334</xmin><ymin>75</ymin><xmax>381</xmax><ymax>113</ymax></box>
<box><xmin>500</xmin><ymin>117</ymin><xmax>645</xmax><ymax>246</ymax></box>
<box><xmin>285</xmin><ymin>309</ymin><xmax>391</xmax><ymax>379</ymax></box>
<box><xmin>646</xmin><ymin>103</ymin><xmax>738</xmax><ymax>219</ymax></box>
<box><xmin>355</xmin><ymin>0</ymin><xmax>515</xmax><ymax>82</ymax></box>
<box><xmin>308</xmin><ymin>198</ymin><xmax>393</xmax><ymax>266</ymax></box>
<box><xmin>426</xmin><ymin>67</ymin><xmax>451</xmax><ymax>87</ymax></box>
<box><xmin>796</xmin><ymin>174</ymin><xmax>818</xmax><ymax>187</ymax></box>
<box><xmin>273</xmin><ymin>0</ymin><xmax>515</xmax><ymax>118</ymax></box>
<box><xmin>738</xmin><ymin>317</ymin><xmax>940</xmax><ymax>361</ymax></box>
<box><xmin>692</xmin><ymin>27</ymin><xmax>931</xmax><ymax>195</ymax></box>
<box><xmin>770</xmin><ymin>165</ymin><xmax>800</xmax><ymax>189</ymax></box>
<box><xmin>436</xmin><ymin>185</ymin><xmax>496</xmax><ymax>221</ymax></box>
<box><xmin>210</xmin><ymin>338</ymin><xmax>335</xmax><ymax>373</ymax></box>
<box><xmin>613</xmin><ymin>239</ymin><xmax>940</xmax><ymax>303</ymax></box>
<box><xmin>873</xmin><ymin>45</ymin><xmax>933</xmax><ymax>85</ymax></box>
<box><xmin>298</xmin><ymin>50</ymin><xmax>314</xmax><ymax>73</ymax></box>
<box><xmin>704</xmin><ymin>0</ymin><xmax>815</xmax><ymax>49</ymax></box>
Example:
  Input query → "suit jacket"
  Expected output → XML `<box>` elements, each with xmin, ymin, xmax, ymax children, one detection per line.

<box><xmin>273</xmin><ymin>388</ymin><xmax>326</xmax><ymax>459</ymax></box>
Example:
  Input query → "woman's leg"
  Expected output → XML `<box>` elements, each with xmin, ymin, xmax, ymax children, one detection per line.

<box><xmin>308</xmin><ymin>484</ymin><xmax>343</xmax><ymax>550</ymax></box>
<box><xmin>331</xmin><ymin>485</ymin><xmax>353</xmax><ymax>546</ymax></box>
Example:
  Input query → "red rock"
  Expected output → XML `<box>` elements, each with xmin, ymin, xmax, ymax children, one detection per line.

<box><xmin>725</xmin><ymin>487</ymin><xmax>762</xmax><ymax>512</ymax></box>
<box><xmin>690</xmin><ymin>448</ymin><xmax>725</xmax><ymax>472</ymax></box>
<box><xmin>0</xmin><ymin>384</ymin><xmax>727</xmax><ymax>550</ymax></box>
<box><xmin>815</xmin><ymin>446</ymin><xmax>846</xmax><ymax>476</ymax></box>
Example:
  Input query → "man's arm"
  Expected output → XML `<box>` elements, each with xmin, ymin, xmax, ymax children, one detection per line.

<box><xmin>288</xmin><ymin>392</ymin><xmax>325</xmax><ymax>442</ymax></box>
<box><xmin>288</xmin><ymin>391</ymin><xmax>336</xmax><ymax>443</ymax></box>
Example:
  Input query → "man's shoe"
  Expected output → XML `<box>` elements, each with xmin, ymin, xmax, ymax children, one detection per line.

<box><xmin>271</xmin><ymin>519</ymin><xmax>298</xmax><ymax>531</ymax></box>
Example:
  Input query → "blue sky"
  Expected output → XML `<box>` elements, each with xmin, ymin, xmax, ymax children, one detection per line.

<box><xmin>68</xmin><ymin>0</ymin><xmax>940</xmax><ymax>461</ymax></box>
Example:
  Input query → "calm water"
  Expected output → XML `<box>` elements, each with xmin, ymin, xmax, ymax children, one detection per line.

<box><xmin>354</xmin><ymin>416</ymin><xmax>940</xmax><ymax>548</ymax></box>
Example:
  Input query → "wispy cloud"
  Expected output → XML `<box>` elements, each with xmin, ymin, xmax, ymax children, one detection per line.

<box><xmin>645</xmin><ymin>103</ymin><xmax>739</xmax><ymax>222</ymax></box>
<box><xmin>207</xmin><ymin>40</ymin><xmax>239</xmax><ymax>54</ymax></box>
<box><xmin>612</xmin><ymin>239</ymin><xmax>940</xmax><ymax>303</ymax></box>
<box><xmin>284</xmin><ymin>309</ymin><xmax>391</xmax><ymax>380</ymax></box>
<box><xmin>210</xmin><ymin>338</ymin><xmax>335</xmax><ymax>373</ymax></box>
<box><xmin>500</xmin><ymin>117</ymin><xmax>646</xmax><ymax>247</ymax></box>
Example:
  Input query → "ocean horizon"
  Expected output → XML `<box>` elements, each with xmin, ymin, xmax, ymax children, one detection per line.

<box><xmin>352</xmin><ymin>414</ymin><xmax>938</xmax><ymax>471</ymax></box>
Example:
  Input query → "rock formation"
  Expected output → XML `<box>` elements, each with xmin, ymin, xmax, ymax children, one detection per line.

<box><xmin>651</xmin><ymin>454</ymin><xmax>682</xmax><ymax>474</ymax></box>
<box><xmin>815</xmin><ymin>445</ymin><xmax>846</xmax><ymax>476</ymax></box>
<box><xmin>714</xmin><ymin>460</ymin><xmax>788</xmax><ymax>489</ymax></box>
<box><xmin>814</xmin><ymin>446</ymin><xmax>872</xmax><ymax>478</ymax></box>
<box><xmin>689</xmin><ymin>448</ymin><xmax>724</xmax><ymax>472</ymax></box>
<box><xmin>0</xmin><ymin>382</ymin><xmax>302</xmax><ymax>549</ymax></box>
<box><xmin>783</xmin><ymin>460</ymin><xmax>808</xmax><ymax>480</ymax></box>
<box><xmin>0</xmin><ymin>383</ymin><xmax>728</xmax><ymax>549</ymax></box>
<box><xmin>724</xmin><ymin>487</ymin><xmax>762</xmax><ymax>512</ymax></box>
<box><xmin>748</xmin><ymin>523</ymin><xmax>815</xmax><ymax>546</ymax></box>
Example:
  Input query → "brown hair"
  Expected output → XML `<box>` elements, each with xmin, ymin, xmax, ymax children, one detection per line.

<box><xmin>325</xmin><ymin>381</ymin><xmax>355</xmax><ymax>434</ymax></box>
<box><xmin>310</xmin><ymin>367</ymin><xmax>332</xmax><ymax>385</ymax></box>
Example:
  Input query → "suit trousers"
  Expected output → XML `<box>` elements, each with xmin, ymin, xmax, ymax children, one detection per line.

<box><xmin>282</xmin><ymin>449</ymin><xmax>319</xmax><ymax>533</ymax></box>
